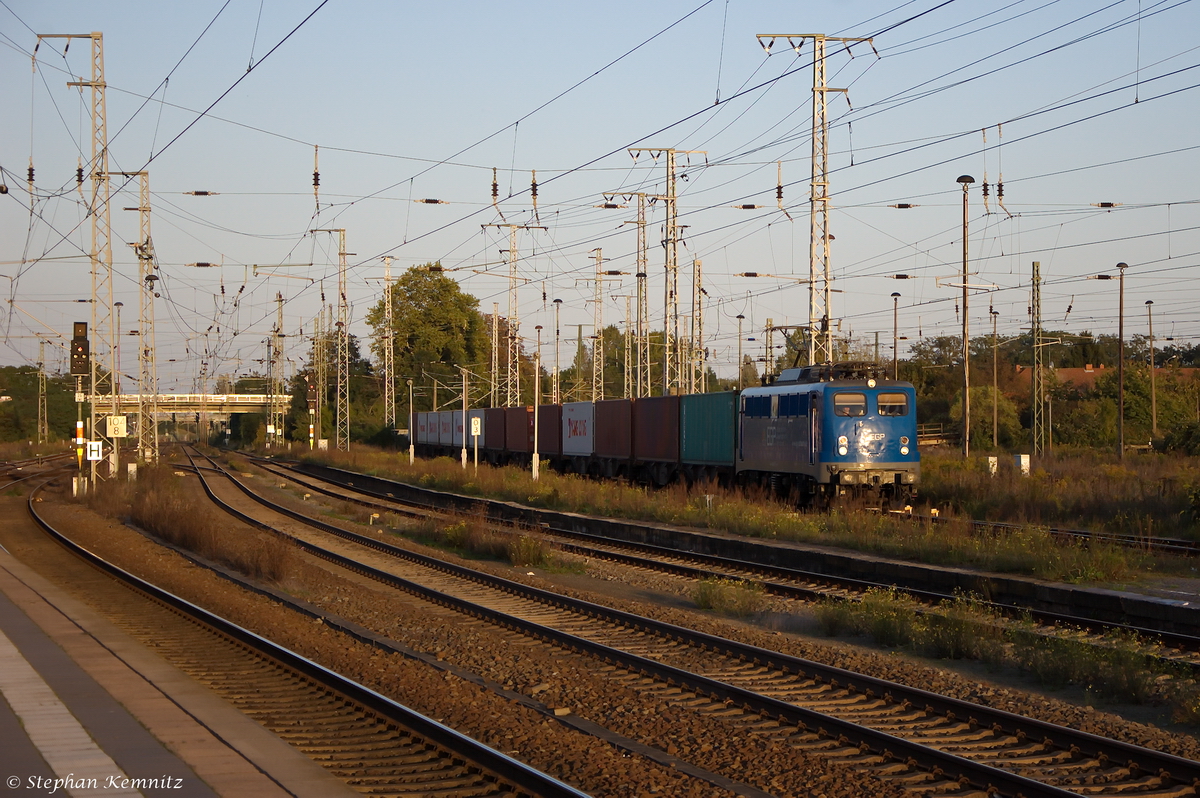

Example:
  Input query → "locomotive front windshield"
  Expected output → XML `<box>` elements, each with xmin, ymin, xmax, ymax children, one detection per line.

<box><xmin>877</xmin><ymin>392</ymin><xmax>909</xmax><ymax>416</ymax></box>
<box><xmin>833</xmin><ymin>392</ymin><xmax>866</xmax><ymax>417</ymax></box>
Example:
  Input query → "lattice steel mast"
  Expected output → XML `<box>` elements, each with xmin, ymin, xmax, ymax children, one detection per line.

<box><xmin>627</xmin><ymin>149</ymin><xmax>704</xmax><ymax>395</ymax></box>
<box><xmin>37</xmin><ymin>340</ymin><xmax>48</xmax><ymax>445</ymax></box>
<box><xmin>756</xmin><ymin>34</ymin><xmax>873</xmax><ymax>365</ymax></box>
<box><xmin>593</xmin><ymin>249</ymin><xmax>605</xmax><ymax>401</ymax></box>
<box><xmin>41</xmin><ymin>32</ymin><xmax>116</xmax><ymax>479</ymax></box>
<box><xmin>313</xmin><ymin>228</ymin><xmax>351</xmax><ymax>450</ymax></box>
<box><xmin>482</xmin><ymin>224</ymin><xmax>542</xmax><ymax>405</ymax></box>
<box><xmin>381</xmin><ymin>256</ymin><xmax>396</xmax><ymax>430</ymax></box>
<box><xmin>269</xmin><ymin>291</ymin><xmax>285</xmax><ymax>447</ymax></box>
<box><xmin>1031</xmin><ymin>260</ymin><xmax>1045</xmax><ymax>455</ymax></box>
<box><xmin>313</xmin><ymin>304</ymin><xmax>328</xmax><ymax>445</ymax></box>
<box><xmin>614</xmin><ymin>191</ymin><xmax>653</xmax><ymax>397</ymax></box>
<box><xmin>117</xmin><ymin>171</ymin><xmax>159</xmax><ymax>462</ymax></box>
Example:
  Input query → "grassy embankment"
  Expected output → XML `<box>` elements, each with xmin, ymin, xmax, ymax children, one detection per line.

<box><xmin>920</xmin><ymin>448</ymin><xmax>1200</xmax><ymax>539</ymax></box>
<box><xmin>287</xmin><ymin>444</ymin><xmax>1200</xmax><ymax>584</ymax></box>
<box><xmin>85</xmin><ymin>463</ymin><xmax>291</xmax><ymax>582</ymax></box>
<box><xmin>815</xmin><ymin>588</ymin><xmax>1200</xmax><ymax>719</ymax></box>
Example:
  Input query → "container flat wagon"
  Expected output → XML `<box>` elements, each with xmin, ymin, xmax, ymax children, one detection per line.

<box><xmin>406</xmin><ymin>363</ymin><xmax>917</xmax><ymax>506</ymax></box>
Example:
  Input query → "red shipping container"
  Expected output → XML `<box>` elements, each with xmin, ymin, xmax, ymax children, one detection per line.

<box><xmin>537</xmin><ymin>405</ymin><xmax>562</xmax><ymax>457</ymax></box>
<box><xmin>633</xmin><ymin>394</ymin><xmax>680</xmax><ymax>463</ymax></box>
<box><xmin>505</xmin><ymin>406</ymin><xmax>534</xmax><ymax>453</ymax></box>
<box><xmin>594</xmin><ymin>399</ymin><xmax>632</xmax><ymax>459</ymax></box>
<box><xmin>483</xmin><ymin>407</ymin><xmax>507</xmax><ymax>451</ymax></box>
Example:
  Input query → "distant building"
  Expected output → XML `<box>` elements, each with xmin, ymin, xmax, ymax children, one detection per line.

<box><xmin>1013</xmin><ymin>364</ymin><xmax>1200</xmax><ymax>392</ymax></box>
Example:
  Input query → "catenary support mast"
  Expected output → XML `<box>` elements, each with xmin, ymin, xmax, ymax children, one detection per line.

<box><xmin>756</xmin><ymin>33</ymin><xmax>873</xmax><ymax>364</ymax></box>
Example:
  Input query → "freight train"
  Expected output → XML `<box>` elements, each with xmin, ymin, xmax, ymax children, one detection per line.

<box><xmin>412</xmin><ymin>362</ymin><xmax>919</xmax><ymax>506</ymax></box>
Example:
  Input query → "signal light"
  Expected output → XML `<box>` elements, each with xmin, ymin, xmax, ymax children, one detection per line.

<box><xmin>70</xmin><ymin>322</ymin><xmax>90</xmax><ymax>375</ymax></box>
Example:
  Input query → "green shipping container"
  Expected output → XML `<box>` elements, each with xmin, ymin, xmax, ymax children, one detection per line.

<box><xmin>680</xmin><ymin>391</ymin><xmax>737</xmax><ymax>466</ymax></box>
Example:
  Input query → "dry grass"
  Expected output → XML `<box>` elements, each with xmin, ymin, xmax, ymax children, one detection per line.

<box><xmin>294</xmin><ymin>445</ymin><xmax>1157</xmax><ymax>584</ymax></box>
<box><xmin>815</xmin><ymin>588</ymin><xmax>1183</xmax><ymax>708</ymax></box>
<box><xmin>85</xmin><ymin>464</ymin><xmax>290</xmax><ymax>583</ymax></box>
<box><xmin>921</xmin><ymin>448</ymin><xmax>1200</xmax><ymax>539</ymax></box>
<box><xmin>692</xmin><ymin>577</ymin><xmax>768</xmax><ymax>618</ymax></box>
<box><xmin>406</xmin><ymin>508</ymin><xmax>556</xmax><ymax>569</ymax></box>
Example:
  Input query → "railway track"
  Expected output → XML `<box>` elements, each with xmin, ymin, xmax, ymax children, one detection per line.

<box><xmin>23</xmin><ymin>474</ymin><xmax>589</xmax><ymax>798</ymax></box>
<box><xmin>189</xmin><ymin>448</ymin><xmax>1200</xmax><ymax>798</ymax></box>
<box><xmin>240</xmin><ymin>454</ymin><xmax>1200</xmax><ymax>663</ymax></box>
<box><xmin>1</xmin><ymin>451</ymin><xmax>75</xmax><ymax>480</ymax></box>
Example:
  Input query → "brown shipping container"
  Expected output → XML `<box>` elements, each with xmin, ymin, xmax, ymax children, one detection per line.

<box><xmin>594</xmin><ymin>399</ymin><xmax>632</xmax><ymax>459</ymax></box>
<box><xmin>633</xmin><ymin>394</ymin><xmax>680</xmax><ymax>463</ymax></box>
<box><xmin>505</xmin><ymin>406</ymin><xmax>534</xmax><ymax>453</ymax></box>
<box><xmin>483</xmin><ymin>407</ymin><xmax>507</xmax><ymax>451</ymax></box>
<box><xmin>537</xmin><ymin>405</ymin><xmax>562</xmax><ymax>457</ymax></box>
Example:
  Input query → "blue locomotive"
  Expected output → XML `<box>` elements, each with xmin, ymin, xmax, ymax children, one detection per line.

<box><xmin>736</xmin><ymin>361</ymin><xmax>919</xmax><ymax>506</ymax></box>
<box><xmin>412</xmin><ymin>361</ymin><xmax>919</xmax><ymax>507</ymax></box>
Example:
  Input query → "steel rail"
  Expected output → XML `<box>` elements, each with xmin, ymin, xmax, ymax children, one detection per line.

<box><xmin>194</xmin><ymin>451</ymin><xmax>1200</xmax><ymax>798</ymax></box>
<box><xmin>250</xmin><ymin>455</ymin><xmax>1200</xmax><ymax>656</ymax></box>
<box><xmin>24</xmin><ymin>474</ymin><xmax>590</xmax><ymax>798</ymax></box>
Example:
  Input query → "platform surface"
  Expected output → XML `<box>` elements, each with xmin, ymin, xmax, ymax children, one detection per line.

<box><xmin>0</xmin><ymin>546</ymin><xmax>357</xmax><ymax>798</ymax></box>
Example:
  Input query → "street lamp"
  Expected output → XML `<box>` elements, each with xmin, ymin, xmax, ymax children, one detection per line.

<box><xmin>736</xmin><ymin>314</ymin><xmax>745</xmax><ymax>389</ymax></box>
<box><xmin>956</xmin><ymin>174</ymin><xmax>975</xmax><ymax>459</ymax></box>
<box><xmin>460</xmin><ymin>367</ymin><xmax>468</xmax><ymax>470</ymax></box>
<box><xmin>991</xmin><ymin>308</ymin><xmax>1000</xmax><ymax>449</ymax></box>
<box><xmin>553</xmin><ymin>299</ymin><xmax>562</xmax><ymax>403</ymax></box>
<box><xmin>1089</xmin><ymin>262</ymin><xmax>1129</xmax><ymax>458</ymax></box>
<box><xmin>891</xmin><ymin>293</ymin><xmax>900</xmax><ymax>380</ymax></box>
<box><xmin>114</xmin><ymin>302</ymin><xmax>123</xmax><ymax>397</ymax></box>
<box><xmin>406</xmin><ymin>378</ymin><xmax>414</xmax><ymax>465</ymax></box>
<box><xmin>1147</xmin><ymin>299</ymin><xmax>1157</xmax><ymax>438</ymax></box>
<box><xmin>535</xmin><ymin>325</ymin><xmax>544</xmax><ymax>405</ymax></box>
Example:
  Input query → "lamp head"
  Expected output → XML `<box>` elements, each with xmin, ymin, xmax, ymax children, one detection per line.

<box><xmin>957</xmin><ymin>174</ymin><xmax>975</xmax><ymax>185</ymax></box>
<box><xmin>891</xmin><ymin>292</ymin><xmax>900</xmax><ymax>299</ymax></box>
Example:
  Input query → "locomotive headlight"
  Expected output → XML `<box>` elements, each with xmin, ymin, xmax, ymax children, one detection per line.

<box><xmin>900</xmin><ymin>445</ymin><xmax>910</xmax><ymax>455</ymax></box>
<box><xmin>837</xmin><ymin>435</ymin><xmax>848</xmax><ymax>456</ymax></box>
<box><xmin>900</xmin><ymin>436</ymin><xmax>910</xmax><ymax>445</ymax></box>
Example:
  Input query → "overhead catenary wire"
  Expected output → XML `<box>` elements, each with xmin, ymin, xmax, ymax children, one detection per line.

<box><xmin>8</xmin><ymin>1</ymin><xmax>1200</xmax><ymax>380</ymax></box>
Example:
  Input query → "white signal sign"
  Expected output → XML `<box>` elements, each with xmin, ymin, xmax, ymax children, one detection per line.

<box><xmin>471</xmin><ymin>416</ymin><xmax>481</xmax><ymax>437</ymax></box>
<box><xmin>106</xmin><ymin>415</ymin><xmax>127</xmax><ymax>438</ymax></box>
<box><xmin>86</xmin><ymin>441</ymin><xmax>103</xmax><ymax>461</ymax></box>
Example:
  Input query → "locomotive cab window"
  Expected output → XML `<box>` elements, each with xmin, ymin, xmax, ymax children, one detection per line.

<box><xmin>833</xmin><ymin>392</ymin><xmax>866</xmax><ymax>417</ymax></box>
<box><xmin>877</xmin><ymin>392</ymin><xmax>909</xmax><ymax>416</ymax></box>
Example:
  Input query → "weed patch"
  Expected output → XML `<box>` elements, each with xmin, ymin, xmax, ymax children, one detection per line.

<box><xmin>85</xmin><ymin>464</ymin><xmax>291</xmax><ymax>583</ymax></box>
<box><xmin>818</xmin><ymin>588</ymin><xmax>1184</xmax><ymax>708</ymax></box>
<box><xmin>692</xmin><ymin>578</ymin><xmax>767</xmax><ymax>618</ymax></box>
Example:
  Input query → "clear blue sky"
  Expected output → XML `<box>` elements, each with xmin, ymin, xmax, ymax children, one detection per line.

<box><xmin>2</xmin><ymin>0</ymin><xmax>1198</xmax><ymax>391</ymax></box>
